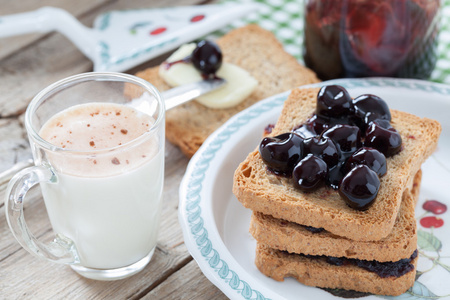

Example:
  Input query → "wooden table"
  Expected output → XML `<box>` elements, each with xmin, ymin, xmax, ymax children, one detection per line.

<box><xmin>0</xmin><ymin>1</ymin><xmax>228</xmax><ymax>299</ymax></box>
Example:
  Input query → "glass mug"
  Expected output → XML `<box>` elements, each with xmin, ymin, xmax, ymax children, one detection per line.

<box><xmin>5</xmin><ymin>72</ymin><xmax>165</xmax><ymax>280</ymax></box>
<box><xmin>303</xmin><ymin>0</ymin><xmax>440</xmax><ymax>80</ymax></box>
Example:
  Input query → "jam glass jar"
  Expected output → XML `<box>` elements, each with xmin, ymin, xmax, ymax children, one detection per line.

<box><xmin>303</xmin><ymin>0</ymin><xmax>440</xmax><ymax>80</ymax></box>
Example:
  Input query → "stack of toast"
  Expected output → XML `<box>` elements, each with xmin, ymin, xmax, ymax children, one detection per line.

<box><xmin>233</xmin><ymin>88</ymin><xmax>442</xmax><ymax>296</ymax></box>
<box><xmin>133</xmin><ymin>25</ymin><xmax>319</xmax><ymax>157</ymax></box>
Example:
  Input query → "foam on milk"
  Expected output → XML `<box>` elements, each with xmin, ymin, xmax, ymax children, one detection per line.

<box><xmin>38</xmin><ymin>102</ymin><xmax>164</xmax><ymax>269</ymax></box>
<box><xmin>40</xmin><ymin>102</ymin><xmax>158</xmax><ymax>177</ymax></box>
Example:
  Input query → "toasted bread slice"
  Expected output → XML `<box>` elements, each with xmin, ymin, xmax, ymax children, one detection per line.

<box><xmin>233</xmin><ymin>87</ymin><xmax>441</xmax><ymax>241</ymax></box>
<box><xmin>133</xmin><ymin>25</ymin><xmax>319</xmax><ymax>157</ymax></box>
<box><xmin>250</xmin><ymin>170</ymin><xmax>421</xmax><ymax>262</ymax></box>
<box><xmin>255</xmin><ymin>242</ymin><xmax>418</xmax><ymax>296</ymax></box>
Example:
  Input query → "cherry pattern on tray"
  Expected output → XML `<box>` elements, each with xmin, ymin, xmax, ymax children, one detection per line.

<box><xmin>404</xmin><ymin>198</ymin><xmax>450</xmax><ymax>300</ymax></box>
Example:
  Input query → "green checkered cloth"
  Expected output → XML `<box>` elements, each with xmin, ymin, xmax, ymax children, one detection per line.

<box><xmin>216</xmin><ymin>0</ymin><xmax>450</xmax><ymax>84</ymax></box>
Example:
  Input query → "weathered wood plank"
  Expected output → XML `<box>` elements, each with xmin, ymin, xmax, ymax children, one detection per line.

<box><xmin>0</xmin><ymin>29</ymin><xmax>93</xmax><ymax>117</ymax></box>
<box><xmin>0</xmin><ymin>240</ymin><xmax>192</xmax><ymax>300</ymax></box>
<box><xmin>0</xmin><ymin>118</ymin><xmax>32</xmax><ymax>181</ymax></box>
<box><xmin>0</xmin><ymin>141</ymin><xmax>201</xmax><ymax>299</ymax></box>
<box><xmin>0</xmin><ymin>0</ymin><xmax>212</xmax><ymax>117</ymax></box>
<box><xmin>142</xmin><ymin>260</ymin><xmax>228</xmax><ymax>300</ymax></box>
<box><xmin>0</xmin><ymin>0</ymin><xmax>108</xmax><ymax>61</ymax></box>
<box><xmin>0</xmin><ymin>1</ymin><xmax>229</xmax><ymax>299</ymax></box>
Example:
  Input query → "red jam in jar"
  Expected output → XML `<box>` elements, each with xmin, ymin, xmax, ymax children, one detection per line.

<box><xmin>303</xmin><ymin>0</ymin><xmax>440</xmax><ymax>80</ymax></box>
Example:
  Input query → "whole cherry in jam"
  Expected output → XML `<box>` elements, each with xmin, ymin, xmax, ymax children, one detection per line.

<box><xmin>364</xmin><ymin>121</ymin><xmax>402</xmax><ymax>157</ymax></box>
<box><xmin>371</xmin><ymin>119</ymin><xmax>392</xmax><ymax>130</ymax></box>
<box><xmin>191</xmin><ymin>40</ymin><xmax>223</xmax><ymax>77</ymax></box>
<box><xmin>316</xmin><ymin>85</ymin><xmax>354</xmax><ymax>118</ymax></box>
<box><xmin>323</xmin><ymin>125</ymin><xmax>362</xmax><ymax>155</ymax></box>
<box><xmin>305</xmin><ymin>114</ymin><xmax>329</xmax><ymax>136</ymax></box>
<box><xmin>259</xmin><ymin>132</ymin><xmax>303</xmax><ymax>175</ymax></box>
<box><xmin>303</xmin><ymin>225</ymin><xmax>325</xmax><ymax>233</ymax></box>
<box><xmin>294</xmin><ymin>122</ymin><xmax>317</xmax><ymax>139</ymax></box>
<box><xmin>423</xmin><ymin>200</ymin><xmax>447</xmax><ymax>215</ymax></box>
<box><xmin>327</xmin><ymin>163</ymin><xmax>346</xmax><ymax>190</ymax></box>
<box><xmin>303</xmin><ymin>136</ymin><xmax>340</xmax><ymax>168</ymax></box>
<box><xmin>339</xmin><ymin>165</ymin><xmax>380</xmax><ymax>210</ymax></box>
<box><xmin>326</xmin><ymin>256</ymin><xmax>345</xmax><ymax>266</ymax></box>
<box><xmin>344</xmin><ymin>147</ymin><xmax>387</xmax><ymax>177</ymax></box>
<box><xmin>353</xmin><ymin>94</ymin><xmax>391</xmax><ymax>129</ymax></box>
<box><xmin>292</xmin><ymin>154</ymin><xmax>328</xmax><ymax>191</ymax></box>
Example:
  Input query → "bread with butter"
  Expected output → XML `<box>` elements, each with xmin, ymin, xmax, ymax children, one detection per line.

<box><xmin>133</xmin><ymin>25</ymin><xmax>319</xmax><ymax>157</ymax></box>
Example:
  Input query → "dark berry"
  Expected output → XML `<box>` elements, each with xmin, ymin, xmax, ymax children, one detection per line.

<box><xmin>191</xmin><ymin>40</ymin><xmax>223</xmax><ymax>76</ymax></box>
<box><xmin>259</xmin><ymin>132</ymin><xmax>303</xmax><ymax>175</ymax></box>
<box><xmin>305</xmin><ymin>114</ymin><xmax>358</xmax><ymax>137</ymax></box>
<box><xmin>263</xmin><ymin>124</ymin><xmax>275</xmax><ymax>136</ymax></box>
<box><xmin>292</xmin><ymin>154</ymin><xmax>328</xmax><ymax>192</ymax></box>
<box><xmin>323</xmin><ymin>125</ymin><xmax>362</xmax><ymax>154</ymax></box>
<box><xmin>303</xmin><ymin>225</ymin><xmax>325</xmax><ymax>233</ymax></box>
<box><xmin>344</xmin><ymin>147</ymin><xmax>387</xmax><ymax>177</ymax></box>
<box><xmin>293</xmin><ymin>123</ymin><xmax>317</xmax><ymax>139</ymax></box>
<box><xmin>355</xmin><ymin>253</ymin><xmax>416</xmax><ymax>278</ymax></box>
<box><xmin>303</xmin><ymin>136</ymin><xmax>340</xmax><ymax>168</ymax></box>
<box><xmin>316</xmin><ymin>85</ymin><xmax>353</xmax><ymax>118</ymax></box>
<box><xmin>307</xmin><ymin>114</ymin><xmax>329</xmax><ymax>135</ymax></box>
<box><xmin>327</xmin><ymin>162</ymin><xmax>346</xmax><ymax>190</ymax></box>
<box><xmin>420</xmin><ymin>216</ymin><xmax>444</xmax><ymax>228</ymax></box>
<box><xmin>364</xmin><ymin>121</ymin><xmax>402</xmax><ymax>157</ymax></box>
<box><xmin>339</xmin><ymin>165</ymin><xmax>380</xmax><ymax>210</ymax></box>
<box><xmin>371</xmin><ymin>119</ymin><xmax>392</xmax><ymax>129</ymax></box>
<box><xmin>353</xmin><ymin>94</ymin><xmax>391</xmax><ymax>130</ymax></box>
<box><xmin>423</xmin><ymin>200</ymin><xmax>447</xmax><ymax>215</ymax></box>
<box><xmin>321</xmin><ymin>251</ymin><xmax>417</xmax><ymax>278</ymax></box>
<box><xmin>326</xmin><ymin>256</ymin><xmax>345</xmax><ymax>266</ymax></box>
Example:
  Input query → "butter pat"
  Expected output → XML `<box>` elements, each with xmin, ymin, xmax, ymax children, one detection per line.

<box><xmin>159</xmin><ymin>43</ymin><xmax>258</xmax><ymax>109</ymax></box>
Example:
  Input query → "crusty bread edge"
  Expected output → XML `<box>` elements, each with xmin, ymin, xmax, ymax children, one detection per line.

<box><xmin>250</xmin><ymin>170</ymin><xmax>421</xmax><ymax>262</ymax></box>
<box><xmin>255</xmin><ymin>243</ymin><xmax>417</xmax><ymax>296</ymax></box>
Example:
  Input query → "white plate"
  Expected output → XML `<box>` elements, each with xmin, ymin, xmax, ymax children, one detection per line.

<box><xmin>178</xmin><ymin>78</ymin><xmax>450</xmax><ymax>300</ymax></box>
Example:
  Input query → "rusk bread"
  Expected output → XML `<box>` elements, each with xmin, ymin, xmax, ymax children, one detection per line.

<box><xmin>134</xmin><ymin>25</ymin><xmax>319</xmax><ymax>157</ymax></box>
<box><xmin>233</xmin><ymin>87</ymin><xmax>441</xmax><ymax>241</ymax></box>
<box><xmin>250</xmin><ymin>170</ymin><xmax>421</xmax><ymax>262</ymax></box>
<box><xmin>255</xmin><ymin>242</ymin><xmax>418</xmax><ymax>296</ymax></box>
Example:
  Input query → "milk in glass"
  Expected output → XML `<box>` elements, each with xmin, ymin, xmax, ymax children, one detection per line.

<box><xmin>39</xmin><ymin>102</ymin><xmax>163</xmax><ymax>269</ymax></box>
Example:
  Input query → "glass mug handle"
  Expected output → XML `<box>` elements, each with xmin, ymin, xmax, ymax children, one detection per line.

<box><xmin>5</xmin><ymin>165</ymin><xmax>79</xmax><ymax>264</ymax></box>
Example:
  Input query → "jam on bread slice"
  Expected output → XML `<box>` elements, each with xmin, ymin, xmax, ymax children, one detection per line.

<box><xmin>255</xmin><ymin>241</ymin><xmax>418</xmax><ymax>296</ymax></box>
<box><xmin>250</xmin><ymin>170</ymin><xmax>421</xmax><ymax>263</ymax></box>
<box><xmin>252</xmin><ymin>178</ymin><xmax>421</xmax><ymax>296</ymax></box>
<box><xmin>233</xmin><ymin>87</ymin><xmax>441</xmax><ymax>241</ymax></box>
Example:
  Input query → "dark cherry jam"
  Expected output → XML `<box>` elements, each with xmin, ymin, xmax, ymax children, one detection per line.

<box><xmin>260</xmin><ymin>132</ymin><xmax>304</xmax><ymax>177</ymax></box>
<box><xmin>164</xmin><ymin>40</ymin><xmax>223</xmax><ymax>78</ymax></box>
<box><xmin>259</xmin><ymin>85</ymin><xmax>401</xmax><ymax>210</ymax></box>
<box><xmin>191</xmin><ymin>40</ymin><xmax>223</xmax><ymax>77</ymax></box>
<box><xmin>322</xmin><ymin>250</ymin><xmax>418</xmax><ymax>278</ymax></box>
<box><xmin>303</xmin><ymin>225</ymin><xmax>325</xmax><ymax>233</ymax></box>
<box><xmin>303</xmin><ymin>0</ymin><xmax>440</xmax><ymax>80</ymax></box>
